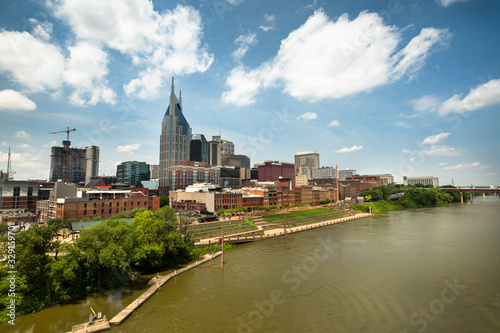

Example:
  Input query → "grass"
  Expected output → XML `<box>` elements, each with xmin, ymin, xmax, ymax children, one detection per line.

<box><xmin>262</xmin><ymin>208</ymin><xmax>337</xmax><ymax>222</ymax></box>
<box><xmin>352</xmin><ymin>201</ymin><xmax>405</xmax><ymax>213</ymax></box>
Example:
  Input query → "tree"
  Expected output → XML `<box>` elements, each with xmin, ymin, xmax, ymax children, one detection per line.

<box><xmin>160</xmin><ymin>195</ymin><xmax>169</xmax><ymax>207</ymax></box>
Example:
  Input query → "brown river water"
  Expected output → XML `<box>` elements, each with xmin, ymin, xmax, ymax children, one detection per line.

<box><xmin>3</xmin><ymin>196</ymin><xmax>500</xmax><ymax>332</ymax></box>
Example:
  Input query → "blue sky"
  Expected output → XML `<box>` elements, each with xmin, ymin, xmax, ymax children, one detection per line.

<box><xmin>0</xmin><ymin>0</ymin><xmax>499</xmax><ymax>186</ymax></box>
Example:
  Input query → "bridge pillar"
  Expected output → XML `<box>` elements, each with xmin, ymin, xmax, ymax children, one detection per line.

<box><xmin>470</xmin><ymin>192</ymin><xmax>473</xmax><ymax>203</ymax></box>
<box><xmin>483</xmin><ymin>193</ymin><xmax>486</xmax><ymax>199</ymax></box>
<box><xmin>460</xmin><ymin>192</ymin><xmax>463</xmax><ymax>205</ymax></box>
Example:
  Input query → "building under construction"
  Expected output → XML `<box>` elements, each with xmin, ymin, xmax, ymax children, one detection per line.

<box><xmin>49</xmin><ymin>145</ymin><xmax>99</xmax><ymax>183</ymax></box>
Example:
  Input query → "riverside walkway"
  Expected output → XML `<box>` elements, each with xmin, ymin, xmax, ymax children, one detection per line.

<box><xmin>68</xmin><ymin>252</ymin><xmax>222</xmax><ymax>333</ymax></box>
<box><xmin>195</xmin><ymin>212</ymin><xmax>373</xmax><ymax>246</ymax></box>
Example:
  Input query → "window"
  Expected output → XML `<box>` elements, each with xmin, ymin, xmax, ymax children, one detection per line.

<box><xmin>84</xmin><ymin>210</ymin><xmax>87</xmax><ymax>216</ymax></box>
<box><xmin>94</xmin><ymin>210</ymin><xmax>96</xmax><ymax>214</ymax></box>
<box><xmin>84</xmin><ymin>203</ymin><xmax>87</xmax><ymax>209</ymax></box>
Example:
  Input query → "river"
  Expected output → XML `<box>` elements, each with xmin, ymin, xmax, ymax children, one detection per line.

<box><xmin>3</xmin><ymin>196</ymin><xmax>500</xmax><ymax>332</ymax></box>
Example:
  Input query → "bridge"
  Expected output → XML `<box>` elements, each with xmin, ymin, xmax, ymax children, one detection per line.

<box><xmin>441</xmin><ymin>187</ymin><xmax>500</xmax><ymax>204</ymax></box>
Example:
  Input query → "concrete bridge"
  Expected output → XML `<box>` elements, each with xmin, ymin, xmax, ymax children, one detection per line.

<box><xmin>441</xmin><ymin>187</ymin><xmax>500</xmax><ymax>204</ymax></box>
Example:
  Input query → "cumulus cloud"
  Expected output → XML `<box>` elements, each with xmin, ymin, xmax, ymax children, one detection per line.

<box><xmin>260</xmin><ymin>14</ymin><xmax>276</xmax><ymax>32</ymax></box>
<box><xmin>64</xmin><ymin>42</ymin><xmax>116</xmax><ymax>106</ymax></box>
<box><xmin>436</xmin><ymin>0</ymin><xmax>470</xmax><ymax>7</ymax></box>
<box><xmin>327</xmin><ymin>120</ymin><xmax>340</xmax><ymax>127</ymax></box>
<box><xmin>0</xmin><ymin>90</ymin><xmax>37</xmax><ymax>111</ymax></box>
<box><xmin>335</xmin><ymin>145</ymin><xmax>363</xmax><ymax>153</ymax></box>
<box><xmin>0</xmin><ymin>30</ymin><xmax>65</xmax><ymax>93</ymax></box>
<box><xmin>422</xmin><ymin>132</ymin><xmax>451</xmax><ymax>144</ymax></box>
<box><xmin>222</xmin><ymin>10</ymin><xmax>449</xmax><ymax>105</ymax></box>
<box><xmin>438</xmin><ymin>162</ymin><xmax>448</xmax><ymax>166</ymax></box>
<box><xmin>29</xmin><ymin>18</ymin><xmax>53</xmax><ymax>41</ymax></box>
<box><xmin>232</xmin><ymin>33</ymin><xmax>258</xmax><ymax>62</ymax></box>
<box><xmin>48</xmin><ymin>1</ymin><xmax>213</xmax><ymax>100</ymax></box>
<box><xmin>15</xmin><ymin>130</ymin><xmax>31</xmax><ymax>139</ymax></box>
<box><xmin>444</xmin><ymin>162</ymin><xmax>488</xmax><ymax>170</ymax></box>
<box><xmin>438</xmin><ymin>79</ymin><xmax>500</xmax><ymax>116</ymax></box>
<box><xmin>424</xmin><ymin>145</ymin><xmax>462</xmax><ymax>156</ymax></box>
<box><xmin>410</xmin><ymin>95</ymin><xmax>441</xmax><ymax>112</ymax></box>
<box><xmin>116</xmin><ymin>143</ymin><xmax>141</xmax><ymax>153</ymax></box>
<box><xmin>402</xmin><ymin>149</ymin><xmax>411</xmax><ymax>153</ymax></box>
<box><xmin>297</xmin><ymin>112</ymin><xmax>318</xmax><ymax>121</ymax></box>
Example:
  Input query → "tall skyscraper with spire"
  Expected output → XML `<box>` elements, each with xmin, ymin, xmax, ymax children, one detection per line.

<box><xmin>159</xmin><ymin>77</ymin><xmax>191</xmax><ymax>194</ymax></box>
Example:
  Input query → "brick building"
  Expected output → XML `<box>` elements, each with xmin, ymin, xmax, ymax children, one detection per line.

<box><xmin>0</xmin><ymin>180</ymin><xmax>39</xmax><ymax>212</ymax></box>
<box><xmin>53</xmin><ymin>196</ymin><xmax>160</xmax><ymax>221</ymax></box>
<box><xmin>169</xmin><ymin>161</ymin><xmax>220</xmax><ymax>191</ymax></box>
<box><xmin>339</xmin><ymin>175</ymin><xmax>384</xmax><ymax>198</ymax></box>
<box><xmin>257</xmin><ymin>161</ymin><xmax>295</xmax><ymax>183</ymax></box>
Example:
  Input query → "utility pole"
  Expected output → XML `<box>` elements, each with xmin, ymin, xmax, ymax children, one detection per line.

<box><xmin>336</xmin><ymin>164</ymin><xmax>339</xmax><ymax>203</ymax></box>
<box><xmin>50</xmin><ymin>127</ymin><xmax>76</xmax><ymax>182</ymax></box>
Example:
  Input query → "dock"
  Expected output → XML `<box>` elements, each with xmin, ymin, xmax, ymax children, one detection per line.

<box><xmin>67</xmin><ymin>252</ymin><xmax>221</xmax><ymax>332</ymax></box>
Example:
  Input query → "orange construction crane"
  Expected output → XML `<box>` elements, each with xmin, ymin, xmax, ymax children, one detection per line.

<box><xmin>50</xmin><ymin>127</ymin><xmax>76</xmax><ymax>182</ymax></box>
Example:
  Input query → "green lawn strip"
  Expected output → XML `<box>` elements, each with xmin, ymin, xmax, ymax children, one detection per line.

<box><xmin>187</xmin><ymin>220</ymin><xmax>252</xmax><ymax>233</ymax></box>
<box><xmin>190</xmin><ymin>225</ymin><xmax>257</xmax><ymax>237</ymax></box>
<box><xmin>272</xmin><ymin>213</ymin><xmax>349</xmax><ymax>226</ymax></box>
<box><xmin>268</xmin><ymin>212</ymin><xmax>348</xmax><ymax>224</ymax></box>
<box><xmin>188</xmin><ymin>224</ymin><xmax>257</xmax><ymax>237</ymax></box>
<box><xmin>192</xmin><ymin>226</ymin><xmax>259</xmax><ymax>240</ymax></box>
<box><xmin>262</xmin><ymin>208</ymin><xmax>337</xmax><ymax>222</ymax></box>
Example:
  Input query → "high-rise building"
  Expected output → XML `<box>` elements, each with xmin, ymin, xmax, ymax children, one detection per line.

<box><xmin>209</xmin><ymin>139</ymin><xmax>221</xmax><ymax>166</ymax></box>
<box><xmin>169</xmin><ymin>161</ymin><xmax>220</xmax><ymax>191</ymax></box>
<box><xmin>149</xmin><ymin>164</ymin><xmax>159</xmax><ymax>180</ymax></box>
<box><xmin>116</xmin><ymin>161</ymin><xmax>150</xmax><ymax>185</ymax></box>
<box><xmin>85</xmin><ymin>145</ymin><xmax>99</xmax><ymax>184</ymax></box>
<box><xmin>338</xmin><ymin>168</ymin><xmax>356</xmax><ymax>181</ymax></box>
<box><xmin>257</xmin><ymin>161</ymin><xmax>295</xmax><ymax>183</ymax></box>
<box><xmin>190</xmin><ymin>134</ymin><xmax>209</xmax><ymax>164</ymax></box>
<box><xmin>50</xmin><ymin>145</ymin><xmax>86</xmax><ymax>183</ymax></box>
<box><xmin>221</xmin><ymin>154</ymin><xmax>250</xmax><ymax>169</ymax></box>
<box><xmin>294</xmin><ymin>151</ymin><xmax>320</xmax><ymax>174</ymax></box>
<box><xmin>159</xmin><ymin>77</ymin><xmax>191</xmax><ymax>194</ymax></box>
<box><xmin>311</xmin><ymin>167</ymin><xmax>337</xmax><ymax>179</ymax></box>
<box><xmin>221</xmin><ymin>139</ymin><xmax>234</xmax><ymax>156</ymax></box>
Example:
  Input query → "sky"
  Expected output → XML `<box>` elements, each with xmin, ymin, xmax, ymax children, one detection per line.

<box><xmin>0</xmin><ymin>0</ymin><xmax>499</xmax><ymax>186</ymax></box>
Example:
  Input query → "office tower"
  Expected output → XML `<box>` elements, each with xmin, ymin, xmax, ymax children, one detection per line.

<box><xmin>294</xmin><ymin>150</ymin><xmax>320</xmax><ymax>174</ymax></box>
<box><xmin>190</xmin><ymin>134</ymin><xmax>209</xmax><ymax>164</ymax></box>
<box><xmin>159</xmin><ymin>77</ymin><xmax>191</xmax><ymax>194</ymax></box>
<box><xmin>85</xmin><ymin>145</ymin><xmax>99</xmax><ymax>184</ymax></box>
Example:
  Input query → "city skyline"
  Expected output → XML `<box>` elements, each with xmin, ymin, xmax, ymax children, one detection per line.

<box><xmin>0</xmin><ymin>0</ymin><xmax>499</xmax><ymax>186</ymax></box>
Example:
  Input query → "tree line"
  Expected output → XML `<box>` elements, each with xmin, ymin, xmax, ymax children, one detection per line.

<box><xmin>0</xmin><ymin>206</ymin><xmax>193</xmax><ymax>323</ymax></box>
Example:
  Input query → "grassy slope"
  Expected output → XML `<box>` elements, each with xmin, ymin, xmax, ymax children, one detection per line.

<box><xmin>262</xmin><ymin>208</ymin><xmax>336</xmax><ymax>222</ymax></box>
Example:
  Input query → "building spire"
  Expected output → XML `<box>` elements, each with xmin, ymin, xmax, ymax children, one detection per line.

<box><xmin>179</xmin><ymin>84</ymin><xmax>182</xmax><ymax>106</ymax></box>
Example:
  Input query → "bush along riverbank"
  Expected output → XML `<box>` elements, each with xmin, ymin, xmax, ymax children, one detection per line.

<box><xmin>351</xmin><ymin>186</ymin><xmax>470</xmax><ymax>213</ymax></box>
<box><xmin>0</xmin><ymin>206</ymin><xmax>222</xmax><ymax>324</ymax></box>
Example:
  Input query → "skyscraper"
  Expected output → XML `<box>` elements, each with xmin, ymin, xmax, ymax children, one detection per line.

<box><xmin>190</xmin><ymin>134</ymin><xmax>209</xmax><ymax>164</ymax></box>
<box><xmin>85</xmin><ymin>145</ymin><xmax>99</xmax><ymax>184</ymax></box>
<box><xmin>159</xmin><ymin>77</ymin><xmax>191</xmax><ymax>194</ymax></box>
<box><xmin>116</xmin><ymin>161</ymin><xmax>150</xmax><ymax>185</ymax></box>
<box><xmin>294</xmin><ymin>150</ymin><xmax>320</xmax><ymax>174</ymax></box>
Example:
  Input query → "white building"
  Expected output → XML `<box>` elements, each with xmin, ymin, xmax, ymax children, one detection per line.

<box><xmin>403</xmin><ymin>176</ymin><xmax>439</xmax><ymax>187</ymax></box>
<box><xmin>311</xmin><ymin>167</ymin><xmax>336</xmax><ymax>179</ymax></box>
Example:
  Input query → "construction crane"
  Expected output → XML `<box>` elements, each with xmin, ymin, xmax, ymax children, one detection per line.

<box><xmin>50</xmin><ymin>127</ymin><xmax>76</xmax><ymax>183</ymax></box>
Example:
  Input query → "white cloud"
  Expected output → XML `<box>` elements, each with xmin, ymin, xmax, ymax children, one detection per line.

<box><xmin>14</xmin><ymin>130</ymin><xmax>31</xmax><ymax>139</ymax></box>
<box><xmin>0</xmin><ymin>30</ymin><xmax>65</xmax><ymax>93</ymax></box>
<box><xmin>1</xmin><ymin>142</ymin><xmax>7</xmax><ymax>146</ymax></box>
<box><xmin>64</xmin><ymin>42</ymin><xmax>116</xmax><ymax>106</ymax></box>
<box><xmin>438</xmin><ymin>79</ymin><xmax>500</xmax><ymax>116</ymax></box>
<box><xmin>402</xmin><ymin>149</ymin><xmax>411</xmax><ymax>153</ymax></box>
<box><xmin>439</xmin><ymin>162</ymin><xmax>448</xmax><ymax>166</ymax></box>
<box><xmin>0</xmin><ymin>147</ymin><xmax>48</xmax><ymax>180</ymax></box>
<box><xmin>396</xmin><ymin>121</ymin><xmax>411</xmax><ymax>128</ymax></box>
<box><xmin>422</xmin><ymin>132</ymin><xmax>451</xmax><ymax>144</ymax></box>
<box><xmin>260</xmin><ymin>14</ymin><xmax>276</xmax><ymax>32</ymax></box>
<box><xmin>297</xmin><ymin>112</ymin><xmax>318</xmax><ymax>121</ymax></box>
<box><xmin>0</xmin><ymin>90</ymin><xmax>37</xmax><ymax>111</ymax></box>
<box><xmin>327</xmin><ymin>120</ymin><xmax>340</xmax><ymax>127</ymax></box>
<box><xmin>232</xmin><ymin>33</ymin><xmax>258</xmax><ymax>62</ymax></box>
<box><xmin>222</xmin><ymin>10</ymin><xmax>449</xmax><ymax>105</ymax></box>
<box><xmin>444</xmin><ymin>162</ymin><xmax>488</xmax><ymax>170</ymax></box>
<box><xmin>424</xmin><ymin>145</ymin><xmax>462</xmax><ymax>156</ymax></box>
<box><xmin>335</xmin><ymin>145</ymin><xmax>363</xmax><ymax>153</ymax></box>
<box><xmin>29</xmin><ymin>18</ymin><xmax>53</xmax><ymax>41</ymax></box>
<box><xmin>436</xmin><ymin>0</ymin><xmax>470</xmax><ymax>7</ymax></box>
<box><xmin>226</xmin><ymin>0</ymin><xmax>244</xmax><ymax>5</ymax></box>
<box><xmin>49</xmin><ymin>1</ymin><xmax>213</xmax><ymax>100</ymax></box>
<box><xmin>410</xmin><ymin>95</ymin><xmax>441</xmax><ymax>112</ymax></box>
<box><xmin>116</xmin><ymin>143</ymin><xmax>141</xmax><ymax>153</ymax></box>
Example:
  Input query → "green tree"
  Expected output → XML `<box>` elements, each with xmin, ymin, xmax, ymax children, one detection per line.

<box><xmin>160</xmin><ymin>195</ymin><xmax>169</xmax><ymax>207</ymax></box>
